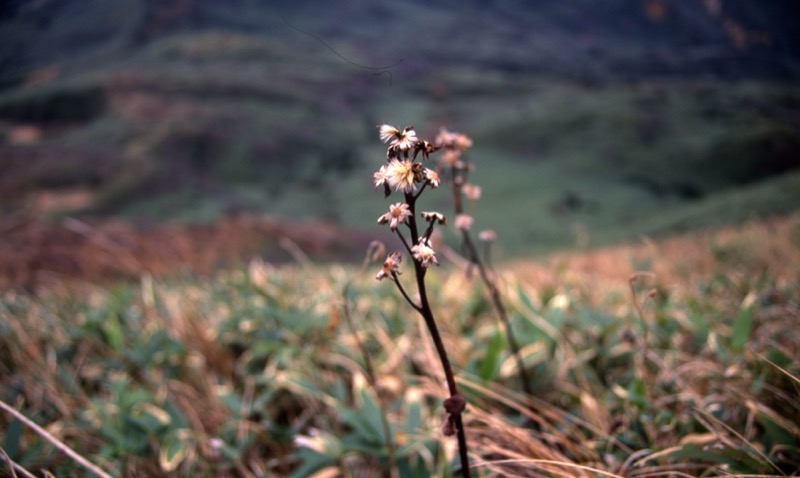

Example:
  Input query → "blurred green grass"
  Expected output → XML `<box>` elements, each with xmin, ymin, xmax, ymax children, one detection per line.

<box><xmin>337</xmin><ymin>78</ymin><xmax>800</xmax><ymax>256</ymax></box>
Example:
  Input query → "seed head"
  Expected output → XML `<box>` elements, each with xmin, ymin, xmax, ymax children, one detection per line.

<box><xmin>420</xmin><ymin>211</ymin><xmax>447</xmax><ymax>225</ymax></box>
<box><xmin>415</xmin><ymin>140</ymin><xmax>440</xmax><ymax>159</ymax></box>
<box><xmin>454</xmin><ymin>214</ymin><xmax>474</xmax><ymax>231</ymax></box>
<box><xmin>379</xmin><ymin>124</ymin><xmax>417</xmax><ymax>151</ymax></box>
<box><xmin>478</xmin><ymin>229</ymin><xmax>497</xmax><ymax>243</ymax></box>
<box><xmin>423</xmin><ymin>168</ymin><xmax>441</xmax><ymax>188</ymax></box>
<box><xmin>377</xmin><ymin>202</ymin><xmax>413</xmax><ymax>231</ymax></box>
<box><xmin>386</xmin><ymin>159</ymin><xmax>418</xmax><ymax>192</ymax></box>
<box><xmin>435</xmin><ymin>128</ymin><xmax>473</xmax><ymax>151</ymax></box>
<box><xmin>373</xmin><ymin>165</ymin><xmax>388</xmax><ymax>188</ymax></box>
<box><xmin>462</xmin><ymin>183</ymin><xmax>481</xmax><ymax>201</ymax></box>
<box><xmin>411</xmin><ymin>238</ymin><xmax>439</xmax><ymax>268</ymax></box>
<box><xmin>375</xmin><ymin>251</ymin><xmax>403</xmax><ymax>281</ymax></box>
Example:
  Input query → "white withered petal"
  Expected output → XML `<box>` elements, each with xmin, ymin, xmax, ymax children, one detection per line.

<box><xmin>386</xmin><ymin>159</ymin><xmax>417</xmax><ymax>192</ymax></box>
<box><xmin>377</xmin><ymin>202</ymin><xmax>413</xmax><ymax>231</ymax></box>
<box><xmin>411</xmin><ymin>238</ymin><xmax>439</xmax><ymax>268</ymax></box>
<box><xmin>420</xmin><ymin>211</ymin><xmax>446</xmax><ymax>225</ymax></box>
<box><xmin>375</xmin><ymin>251</ymin><xmax>403</xmax><ymax>280</ymax></box>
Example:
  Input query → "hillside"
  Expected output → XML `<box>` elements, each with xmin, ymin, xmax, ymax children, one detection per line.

<box><xmin>1</xmin><ymin>0</ymin><xmax>800</xmax><ymax>262</ymax></box>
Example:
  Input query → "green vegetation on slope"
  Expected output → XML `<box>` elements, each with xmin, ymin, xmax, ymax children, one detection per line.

<box><xmin>2</xmin><ymin>214</ymin><xmax>799</xmax><ymax>476</ymax></box>
<box><xmin>1</xmin><ymin>9</ymin><xmax>799</xmax><ymax>257</ymax></box>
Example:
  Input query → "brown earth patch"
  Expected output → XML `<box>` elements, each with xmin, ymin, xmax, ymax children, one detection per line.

<box><xmin>0</xmin><ymin>214</ymin><xmax>376</xmax><ymax>290</ymax></box>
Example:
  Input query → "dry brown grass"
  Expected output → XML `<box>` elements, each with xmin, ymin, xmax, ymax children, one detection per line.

<box><xmin>2</xmin><ymin>213</ymin><xmax>799</xmax><ymax>476</ymax></box>
<box><xmin>509</xmin><ymin>212</ymin><xmax>800</xmax><ymax>304</ymax></box>
<box><xmin>0</xmin><ymin>214</ymin><xmax>374</xmax><ymax>290</ymax></box>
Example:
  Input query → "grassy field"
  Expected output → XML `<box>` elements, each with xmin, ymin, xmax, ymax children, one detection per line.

<box><xmin>2</xmin><ymin>212</ymin><xmax>798</xmax><ymax>477</ymax></box>
<box><xmin>2</xmin><ymin>6</ymin><xmax>800</xmax><ymax>475</ymax></box>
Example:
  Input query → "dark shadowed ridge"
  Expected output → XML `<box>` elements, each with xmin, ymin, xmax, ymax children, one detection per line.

<box><xmin>2</xmin><ymin>0</ymin><xmax>799</xmax><ymax>90</ymax></box>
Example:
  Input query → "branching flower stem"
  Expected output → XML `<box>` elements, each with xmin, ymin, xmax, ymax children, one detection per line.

<box><xmin>413</xmin><ymin>182</ymin><xmax>428</xmax><ymax>201</ymax></box>
<box><xmin>395</xmin><ymin>230</ymin><xmax>414</xmax><ymax>258</ymax></box>
<box><xmin>375</xmin><ymin>124</ymin><xmax>471</xmax><ymax>477</ymax></box>
<box><xmin>390</xmin><ymin>271</ymin><xmax>421</xmax><ymax>313</ymax></box>
<box><xmin>404</xmin><ymin>191</ymin><xmax>421</xmax><ymax>244</ymax></box>
<box><xmin>410</xmin><ymin>262</ymin><xmax>471</xmax><ymax>478</ymax></box>
<box><xmin>395</xmin><ymin>190</ymin><xmax>472</xmax><ymax>478</ymax></box>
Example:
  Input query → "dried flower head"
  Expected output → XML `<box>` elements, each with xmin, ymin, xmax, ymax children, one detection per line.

<box><xmin>478</xmin><ymin>229</ymin><xmax>497</xmax><ymax>243</ymax></box>
<box><xmin>367</xmin><ymin>240</ymin><xmax>387</xmax><ymax>262</ymax></box>
<box><xmin>373</xmin><ymin>164</ymin><xmax>392</xmax><ymax>197</ymax></box>
<box><xmin>420</xmin><ymin>211</ymin><xmax>447</xmax><ymax>225</ymax></box>
<box><xmin>462</xmin><ymin>183</ymin><xmax>481</xmax><ymax>201</ymax></box>
<box><xmin>411</xmin><ymin>238</ymin><xmax>438</xmax><ymax>268</ymax></box>
<box><xmin>377</xmin><ymin>202</ymin><xmax>413</xmax><ymax>231</ymax></box>
<box><xmin>378</xmin><ymin>124</ymin><xmax>401</xmax><ymax>143</ymax></box>
<box><xmin>440</xmin><ymin>149</ymin><xmax>461</xmax><ymax>167</ymax></box>
<box><xmin>375</xmin><ymin>251</ymin><xmax>403</xmax><ymax>280</ymax></box>
<box><xmin>379</xmin><ymin>124</ymin><xmax>417</xmax><ymax>152</ymax></box>
<box><xmin>435</xmin><ymin>128</ymin><xmax>473</xmax><ymax>151</ymax></box>
<box><xmin>423</xmin><ymin>168</ymin><xmax>441</xmax><ymax>188</ymax></box>
<box><xmin>454</xmin><ymin>214</ymin><xmax>474</xmax><ymax>231</ymax></box>
<box><xmin>453</xmin><ymin>134</ymin><xmax>473</xmax><ymax>151</ymax></box>
<box><xmin>386</xmin><ymin>159</ymin><xmax>418</xmax><ymax>192</ymax></box>
<box><xmin>373</xmin><ymin>165</ymin><xmax>388</xmax><ymax>188</ymax></box>
<box><xmin>415</xmin><ymin>140</ymin><xmax>440</xmax><ymax>159</ymax></box>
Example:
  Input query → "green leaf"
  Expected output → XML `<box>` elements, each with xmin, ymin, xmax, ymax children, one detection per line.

<box><xmin>627</xmin><ymin>378</ymin><xmax>649</xmax><ymax>410</ymax></box>
<box><xmin>159</xmin><ymin>430</ymin><xmax>191</xmax><ymax>472</ymax></box>
<box><xmin>339</xmin><ymin>408</ymin><xmax>382</xmax><ymax>445</ymax></box>
<box><xmin>4</xmin><ymin>417</ymin><xmax>22</xmax><ymax>458</ymax></box>
<box><xmin>516</xmin><ymin>284</ymin><xmax>537</xmax><ymax>312</ymax></box>
<box><xmin>405</xmin><ymin>399</ymin><xmax>422</xmax><ymax>436</ymax></box>
<box><xmin>659</xmin><ymin>444</ymin><xmax>730</xmax><ymax>464</ymax></box>
<box><xmin>358</xmin><ymin>387</ymin><xmax>388</xmax><ymax>444</ymax></box>
<box><xmin>290</xmin><ymin>448</ymin><xmax>337</xmax><ymax>478</ymax></box>
<box><xmin>731</xmin><ymin>305</ymin><xmax>754</xmax><ymax>351</ymax></box>
<box><xmin>659</xmin><ymin>444</ymin><xmax>770</xmax><ymax>474</ymax></box>
<box><xmin>756</xmin><ymin>411</ymin><xmax>800</xmax><ymax>447</ymax></box>
<box><xmin>103</xmin><ymin>311</ymin><xmax>124</xmax><ymax>352</ymax></box>
<box><xmin>477</xmin><ymin>327</ymin><xmax>504</xmax><ymax>382</ymax></box>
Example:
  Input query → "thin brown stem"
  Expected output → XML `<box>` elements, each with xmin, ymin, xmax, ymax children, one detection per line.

<box><xmin>413</xmin><ymin>181</ymin><xmax>428</xmax><ymax>201</ymax></box>
<box><xmin>461</xmin><ymin>230</ymin><xmax>533</xmax><ymax>396</ymax></box>
<box><xmin>413</xmin><ymin>261</ymin><xmax>471</xmax><ymax>477</ymax></box>
<box><xmin>391</xmin><ymin>271</ymin><xmax>422</xmax><ymax>312</ymax></box>
<box><xmin>449</xmin><ymin>159</ymin><xmax>532</xmax><ymax>397</ymax></box>
<box><xmin>404</xmin><ymin>191</ymin><xmax>421</xmax><ymax>246</ymax></box>
<box><xmin>403</xmin><ymin>191</ymin><xmax>471</xmax><ymax>477</ymax></box>
<box><xmin>395</xmin><ymin>229</ymin><xmax>414</xmax><ymax>259</ymax></box>
<box><xmin>449</xmin><ymin>165</ymin><xmax>464</xmax><ymax>214</ymax></box>
<box><xmin>0</xmin><ymin>399</ymin><xmax>114</xmax><ymax>478</ymax></box>
<box><xmin>0</xmin><ymin>445</ymin><xmax>29</xmax><ymax>478</ymax></box>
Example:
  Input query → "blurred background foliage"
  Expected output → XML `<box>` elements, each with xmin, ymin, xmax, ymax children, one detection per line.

<box><xmin>1</xmin><ymin>0</ymin><xmax>799</xmax><ymax>257</ymax></box>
